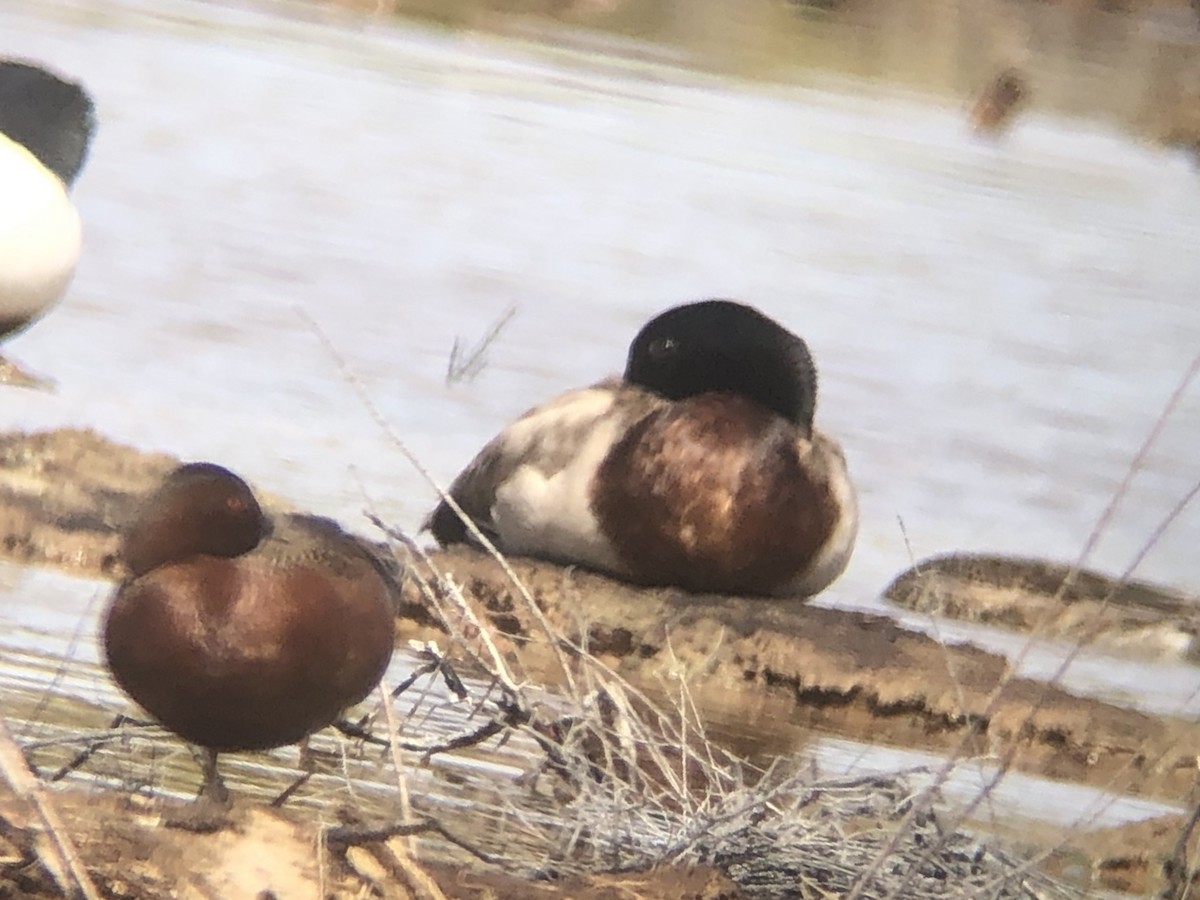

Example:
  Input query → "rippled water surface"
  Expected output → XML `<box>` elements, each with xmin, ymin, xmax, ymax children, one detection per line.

<box><xmin>2</xmin><ymin>0</ymin><xmax>1199</xmax><ymax>841</ymax></box>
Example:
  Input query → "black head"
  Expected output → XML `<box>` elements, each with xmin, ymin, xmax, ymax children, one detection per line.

<box><xmin>624</xmin><ymin>299</ymin><xmax>819</xmax><ymax>433</ymax></box>
<box><xmin>0</xmin><ymin>59</ymin><xmax>96</xmax><ymax>187</ymax></box>
<box><xmin>121</xmin><ymin>462</ymin><xmax>267</xmax><ymax>579</ymax></box>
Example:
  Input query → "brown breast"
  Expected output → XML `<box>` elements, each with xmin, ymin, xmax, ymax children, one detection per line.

<box><xmin>591</xmin><ymin>393</ymin><xmax>838</xmax><ymax>596</ymax></box>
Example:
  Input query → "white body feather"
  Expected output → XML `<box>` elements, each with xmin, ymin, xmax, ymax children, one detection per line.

<box><xmin>489</xmin><ymin>386</ymin><xmax>631</xmax><ymax>574</ymax></box>
<box><xmin>0</xmin><ymin>134</ymin><xmax>81</xmax><ymax>329</ymax></box>
<box><xmin>441</xmin><ymin>380</ymin><xmax>859</xmax><ymax>598</ymax></box>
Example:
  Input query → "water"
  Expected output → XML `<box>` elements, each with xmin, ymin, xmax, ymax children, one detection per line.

<box><xmin>2</xmin><ymin>0</ymin><xmax>1199</xmax><ymax>841</ymax></box>
<box><xmin>808</xmin><ymin>736</ymin><xmax>1180</xmax><ymax>832</ymax></box>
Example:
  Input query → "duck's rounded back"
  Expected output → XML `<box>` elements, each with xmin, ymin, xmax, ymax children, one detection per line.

<box><xmin>103</xmin><ymin>463</ymin><xmax>396</xmax><ymax>753</ymax></box>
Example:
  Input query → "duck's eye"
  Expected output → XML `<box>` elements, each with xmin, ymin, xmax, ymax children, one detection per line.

<box><xmin>647</xmin><ymin>337</ymin><xmax>677</xmax><ymax>361</ymax></box>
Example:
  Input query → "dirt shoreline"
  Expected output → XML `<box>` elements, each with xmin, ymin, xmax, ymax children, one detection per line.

<box><xmin>884</xmin><ymin>552</ymin><xmax>1199</xmax><ymax>663</ymax></box>
<box><xmin>4</xmin><ymin>428</ymin><xmax>1190</xmax><ymax>799</ymax></box>
<box><xmin>2</xmin><ymin>427</ymin><xmax>1198</xmax><ymax>896</ymax></box>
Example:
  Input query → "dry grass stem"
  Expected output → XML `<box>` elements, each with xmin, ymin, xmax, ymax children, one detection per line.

<box><xmin>0</xmin><ymin>713</ymin><xmax>101</xmax><ymax>900</ymax></box>
<box><xmin>1161</xmin><ymin>785</ymin><xmax>1200</xmax><ymax>900</ymax></box>
<box><xmin>446</xmin><ymin>305</ymin><xmax>517</xmax><ymax>385</ymax></box>
<box><xmin>851</xmin><ymin>356</ymin><xmax>1200</xmax><ymax>899</ymax></box>
<box><xmin>377</xmin><ymin>678</ymin><xmax>413</xmax><ymax>827</ymax></box>
<box><xmin>301</xmin><ymin>307</ymin><xmax>577</xmax><ymax>694</ymax></box>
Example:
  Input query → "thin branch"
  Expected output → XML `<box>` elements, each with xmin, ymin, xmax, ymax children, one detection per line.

<box><xmin>326</xmin><ymin>815</ymin><xmax>506</xmax><ymax>866</ymax></box>
<box><xmin>0</xmin><ymin>714</ymin><xmax>101</xmax><ymax>900</ymax></box>
<box><xmin>299</xmin><ymin>308</ymin><xmax>577</xmax><ymax>695</ymax></box>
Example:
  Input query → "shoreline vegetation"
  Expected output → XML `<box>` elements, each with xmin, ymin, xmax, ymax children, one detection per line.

<box><xmin>0</xmin><ymin>427</ymin><xmax>1197</xmax><ymax>897</ymax></box>
<box><xmin>321</xmin><ymin>0</ymin><xmax>1200</xmax><ymax>158</ymax></box>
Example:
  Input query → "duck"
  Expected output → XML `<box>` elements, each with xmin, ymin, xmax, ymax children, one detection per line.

<box><xmin>425</xmin><ymin>299</ymin><xmax>858</xmax><ymax>598</ymax></box>
<box><xmin>969</xmin><ymin>67</ymin><xmax>1030</xmax><ymax>139</ymax></box>
<box><xmin>102</xmin><ymin>463</ymin><xmax>398</xmax><ymax>818</ymax></box>
<box><xmin>0</xmin><ymin>59</ymin><xmax>96</xmax><ymax>388</ymax></box>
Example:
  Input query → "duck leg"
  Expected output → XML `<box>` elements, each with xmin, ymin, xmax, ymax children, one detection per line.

<box><xmin>197</xmin><ymin>747</ymin><xmax>229</xmax><ymax>805</ymax></box>
<box><xmin>270</xmin><ymin>738</ymin><xmax>314</xmax><ymax>809</ymax></box>
<box><xmin>165</xmin><ymin>748</ymin><xmax>231</xmax><ymax>832</ymax></box>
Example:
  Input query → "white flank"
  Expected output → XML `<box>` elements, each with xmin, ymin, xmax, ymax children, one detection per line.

<box><xmin>491</xmin><ymin>386</ymin><xmax>631</xmax><ymax>575</ymax></box>
<box><xmin>780</xmin><ymin>432</ymin><xmax>860</xmax><ymax>598</ymax></box>
<box><xmin>0</xmin><ymin>135</ymin><xmax>81</xmax><ymax>325</ymax></box>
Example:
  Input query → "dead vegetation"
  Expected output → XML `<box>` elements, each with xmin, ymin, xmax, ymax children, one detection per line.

<box><xmin>0</xmin><ymin>563</ymin><xmax>1083</xmax><ymax>900</ymax></box>
<box><xmin>1</xmin><ymin>426</ymin><xmax>1199</xmax><ymax>897</ymax></box>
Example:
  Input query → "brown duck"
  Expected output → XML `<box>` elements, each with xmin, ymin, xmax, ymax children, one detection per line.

<box><xmin>103</xmin><ymin>462</ymin><xmax>397</xmax><ymax>810</ymax></box>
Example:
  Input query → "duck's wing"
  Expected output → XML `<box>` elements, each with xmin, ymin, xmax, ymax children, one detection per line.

<box><xmin>424</xmin><ymin>379</ymin><xmax>652</xmax><ymax>548</ymax></box>
<box><xmin>273</xmin><ymin>513</ymin><xmax>403</xmax><ymax>609</ymax></box>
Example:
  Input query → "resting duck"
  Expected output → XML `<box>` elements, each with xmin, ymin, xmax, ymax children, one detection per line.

<box><xmin>969</xmin><ymin>67</ymin><xmax>1030</xmax><ymax>139</ymax></box>
<box><xmin>103</xmin><ymin>463</ymin><xmax>397</xmax><ymax>816</ymax></box>
<box><xmin>426</xmin><ymin>299</ymin><xmax>858</xmax><ymax>597</ymax></box>
<box><xmin>0</xmin><ymin>59</ymin><xmax>96</xmax><ymax>388</ymax></box>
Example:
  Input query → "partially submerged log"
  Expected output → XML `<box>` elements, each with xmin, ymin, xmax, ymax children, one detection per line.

<box><xmin>884</xmin><ymin>552</ymin><xmax>1199</xmax><ymax>663</ymax></box>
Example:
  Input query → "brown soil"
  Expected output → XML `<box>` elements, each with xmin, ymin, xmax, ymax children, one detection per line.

<box><xmin>0</xmin><ymin>786</ymin><xmax>746</xmax><ymax>900</ymax></box>
<box><xmin>1052</xmin><ymin>811</ymin><xmax>1199</xmax><ymax>897</ymax></box>
<box><xmin>0</xmin><ymin>428</ymin><xmax>176</xmax><ymax>579</ymax></box>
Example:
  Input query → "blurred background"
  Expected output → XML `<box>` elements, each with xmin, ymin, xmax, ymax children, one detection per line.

<box><xmin>2</xmin><ymin>0</ymin><xmax>1197</xmax><ymax>611</ymax></box>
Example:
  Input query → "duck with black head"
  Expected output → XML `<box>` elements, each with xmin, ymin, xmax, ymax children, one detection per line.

<box><xmin>103</xmin><ymin>463</ymin><xmax>398</xmax><ymax>828</ymax></box>
<box><xmin>426</xmin><ymin>299</ymin><xmax>858</xmax><ymax>598</ymax></box>
<box><xmin>0</xmin><ymin>59</ymin><xmax>96</xmax><ymax>389</ymax></box>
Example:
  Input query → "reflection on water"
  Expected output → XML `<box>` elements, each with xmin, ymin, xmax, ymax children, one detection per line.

<box><xmin>0</xmin><ymin>0</ymin><xmax>1198</xmax><ymax>852</ymax></box>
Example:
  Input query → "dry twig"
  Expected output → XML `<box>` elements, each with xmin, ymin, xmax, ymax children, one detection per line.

<box><xmin>0</xmin><ymin>714</ymin><xmax>100</xmax><ymax>900</ymax></box>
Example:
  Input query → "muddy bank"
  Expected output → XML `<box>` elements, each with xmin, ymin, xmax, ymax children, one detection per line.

<box><xmin>399</xmin><ymin>545</ymin><xmax>1200</xmax><ymax>801</ymax></box>
<box><xmin>0</xmin><ymin>428</ymin><xmax>292</xmax><ymax>580</ymax></box>
<box><xmin>2</xmin><ymin>426</ymin><xmax>1197</xmax><ymax>804</ymax></box>
<box><xmin>0</xmin><ymin>786</ymin><xmax>747</xmax><ymax>899</ymax></box>
<box><xmin>0</xmin><ymin>429</ymin><xmax>176</xmax><ymax>580</ymax></box>
<box><xmin>884</xmin><ymin>553</ymin><xmax>1200</xmax><ymax>663</ymax></box>
<box><xmin>2</xmin><ymin>427</ymin><xmax>1200</xmax><ymax>895</ymax></box>
<box><xmin>0</xmin><ymin>770</ymin><xmax>1095</xmax><ymax>900</ymax></box>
